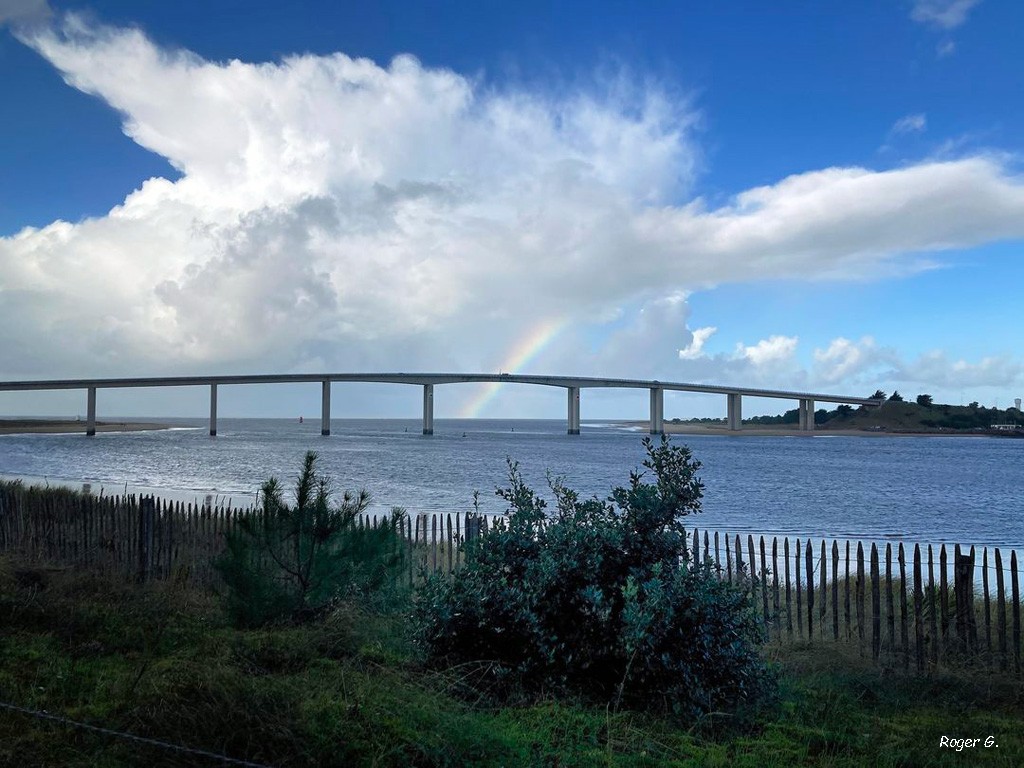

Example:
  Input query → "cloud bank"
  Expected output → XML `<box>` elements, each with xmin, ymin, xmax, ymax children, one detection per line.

<box><xmin>2</xmin><ymin>14</ymin><xmax>1023</xmax><ymax>407</ymax></box>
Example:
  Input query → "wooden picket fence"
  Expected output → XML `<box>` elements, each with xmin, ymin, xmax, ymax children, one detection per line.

<box><xmin>0</xmin><ymin>482</ymin><xmax>484</xmax><ymax>587</ymax></box>
<box><xmin>1</xmin><ymin>482</ymin><xmax>1021</xmax><ymax>673</ymax></box>
<box><xmin>0</xmin><ymin>484</ymin><xmax>250</xmax><ymax>584</ymax></box>
<box><xmin>682</xmin><ymin>528</ymin><xmax>1022</xmax><ymax>674</ymax></box>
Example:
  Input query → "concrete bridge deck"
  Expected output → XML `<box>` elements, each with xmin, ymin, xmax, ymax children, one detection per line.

<box><xmin>0</xmin><ymin>373</ymin><xmax>883</xmax><ymax>436</ymax></box>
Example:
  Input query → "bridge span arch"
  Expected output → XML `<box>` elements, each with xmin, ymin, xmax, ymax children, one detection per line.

<box><xmin>0</xmin><ymin>373</ymin><xmax>883</xmax><ymax>436</ymax></box>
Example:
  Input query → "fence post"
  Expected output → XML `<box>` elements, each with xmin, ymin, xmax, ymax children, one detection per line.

<box><xmin>138</xmin><ymin>496</ymin><xmax>155</xmax><ymax>583</ymax></box>
<box><xmin>940</xmin><ymin>545</ymin><xmax>949</xmax><ymax>657</ymax></box>
<box><xmin>832</xmin><ymin>540</ymin><xmax>840</xmax><ymax>642</ymax></box>
<box><xmin>995</xmin><ymin>548</ymin><xmax>1007</xmax><ymax>671</ymax></box>
<box><xmin>899</xmin><ymin>543</ymin><xmax>909</xmax><ymax>670</ymax></box>
<box><xmin>953</xmin><ymin>546</ymin><xmax>975</xmax><ymax>653</ymax></box>
<box><xmin>845</xmin><ymin>541</ymin><xmax>852</xmax><ymax>641</ymax></box>
<box><xmin>748</xmin><ymin>535</ymin><xmax>757</xmax><ymax>604</ymax></box>
<box><xmin>856</xmin><ymin>542</ymin><xmax>866</xmax><ymax>651</ymax></box>
<box><xmin>871</xmin><ymin>543</ymin><xmax>881</xmax><ymax>660</ymax></box>
<box><xmin>983</xmin><ymin>547</ymin><xmax>992</xmax><ymax>653</ymax></box>
<box><xmin>784</xmin><ymin>537</ymin><xmax>792</xmax><ymax>637</ymax></box>
<box><xmin>772</xmin><ymin>537</ymin><xmax>781</xmax><ymax>641</ymax></box>
<box><xmin>795</xmin><ymin>538</ymin><xmax>803</xmax><ymax>638</ymax></box>
<box><xmin>465</xmin><ymin>515</ymin><xmax>482</xmax><ymax>546</ymax></box>
<box><xmin>805</xmin><ymin>539</ymin><xmax>814</xmax><ymax>642</ymax></box>
<box><xmin>1012</xmin><ymin>552</ymin><xmax>1021</xmax><ymax>674</ymax></box>
<box><xmin>914</xmin><ymin>544</ymin><xmax>924</xmax><ymax>671</ymax></box>
<box><xmin>885</xmin><ymin>543</ymin><xmax>895</xmax><ymax>657</ymax></box>
<box><xmin>928</xmin><ymin>545</ymin><xmax>939</xmax><ymax>666</ymax></box>
<box><xmin>819</xmin><ymin>540</ymin><xmax>827</xmax><ymax>639</ymax></box>
<box><xmin>760</xmin><ymin>536</ymin><xmax>769</xmax><ymax>637</ymax></box>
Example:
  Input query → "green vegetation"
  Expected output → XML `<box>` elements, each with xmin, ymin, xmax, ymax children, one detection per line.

<box><xmin>1</xmin><ymin>559</ymin><xmax>1022</xmax><ymax>766</ymax></box>
<box><xmin>417</xmin><ymin>438</ymin><xmax>774</xmax><ymax>718</ymax></box>
<box><xmin>741</xmin><ymin>395</ymin><xmax>1022</xmax><ymax>432</ymax></box>
<box><xmin>216</xmin><ymin>451</ymin><xmax>407</xmax><ymax>626</ymax></box>
<box><xmin>2</xmin><ymin>448</ymin><xmax>1023</xmax><ymax>765</ymax></box>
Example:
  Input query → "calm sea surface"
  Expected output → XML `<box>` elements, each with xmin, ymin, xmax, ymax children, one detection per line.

<box><xmin>1</xmin><ymin>418</ymin><xmax>1022</xmax><ymax>549</ymax></box>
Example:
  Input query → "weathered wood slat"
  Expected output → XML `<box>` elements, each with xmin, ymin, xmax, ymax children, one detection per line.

<box><xmin>773</xmin><ymin>537</ymin><xmax>781</xmax><ymax>642</ymax></box>
<box><xmin>983</xmin><ymin>547</ymin><xmax>992</xmax><ymax>653</ymax></box>
<box><xmin>845</xmin><ymin>540</ymin><xmax>852</xmax><ymax>642</ymax></box>
<box><xmin>748</xmin><ymin>535</ymin><xmax>757</xmax><ymax>603</ymax></box>
<box><xmin>736</xmin><ymin>535</ymin><xmax>744</xmax><ymax>591</ymax></box>
<box><xmin>886</xmin><ymin>543</ymin><xmax>895</xmax><ymax>656</ymax></box>
<box><xmin>805</xmin><ymin>539</ymin><xmax>814</xmax><ymax>641</ymax></box>
<box><xmin>725</xmin><ymin>531</ymin><xmax>732</xmax><ymax>585</ymax></box>
<box><xmin>871</xmin><ymin>543</ymin><xmax>881</xmax><ymax>660</ymax></box>
<box><xmin>995</xmin><ymin>548</ymin><xmax>1007</xmax><ymax>670</ymax></box>
<box><xmin>819</xmin><ymin>540</ymin><xmax>827</xmax><ymax>639</ymax></box>
<box><xmin>914</xmin><ymin>544</ymin><xmax>924</xmax><ymax>671</ymax></box>
<box><xmin>940</xmin><ymin>544</ymin><xmax>949</xmax><ymax>657</ymax></box>
<box><xmin>899</xmin><ymin>543</ymin><xmax>909</xmax><ymax>670</ymax></box>
<box><xmin>760</xmin><ymin>536</ymin><xmax>769</xmax><ymax>637</ymax></box>
<box><xmin>1012</xmin><ymin>552</ymin><xmax>1021</xmax><ymax>674</ymax></box>
<box><xmin>784</xmin><ymin>537</ymin><xmax>793</xmax><ymax>637</ymax></box>
<box><xmin>856</xmin><ymin>542</ymin><xmax>866</xmax><ymax>649</ymax></box>
<box><xmin>795</xmin><ymin>538</ymin><xmax>803</xmax><ymax>638</ymax></box>
<box><xmin>928</xmin><ymin>545</ymin><xmax>938</xmax><ymax>666</ymax></box>
<box><xmin>832</xmin><ymin>540</ymin><xmax>840</xmax><ymax>641</ymax></box>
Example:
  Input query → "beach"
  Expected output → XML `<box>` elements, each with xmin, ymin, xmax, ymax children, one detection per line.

<box><xmin>0</xmin><ymin>420</ymin><xmax>170</xmax><ymax>435</ymax></box>
<box><xmin>617</xmin><ymin>421</ymin><xmax>991</xmax><ymax>437</ymax></box>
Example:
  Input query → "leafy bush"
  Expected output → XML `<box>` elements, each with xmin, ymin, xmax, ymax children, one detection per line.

<box><xmin>216</xmin><ymin>451</ymin><xmax>406</xmax><ymax>627</ymax></box>
<box><xmin>416</xmin><ymin>437</ymin><xmax>774</xmax><ymax>719</ymax></box>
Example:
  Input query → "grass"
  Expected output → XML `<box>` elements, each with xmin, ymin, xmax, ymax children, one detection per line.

<box><xmin>1</xmin><ymin>556</ymin><xmax>1022</xmax><ymax>767</ymax></box>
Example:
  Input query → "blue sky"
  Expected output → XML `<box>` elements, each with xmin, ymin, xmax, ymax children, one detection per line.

<box><xmin>1</xmin><ymin>0</ymin><xmax>1023</xmax><ymax>419</ymax></box>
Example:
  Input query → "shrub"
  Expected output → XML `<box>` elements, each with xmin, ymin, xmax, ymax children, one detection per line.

<box><xmin>216</xmin><ymin>451</ymin><xmax>406</xmax><ymax>627</ymax></box>
<box><xmin>416</xmin><ymin>437</ymin><xmax>774</xmax><ymax>719</ymax></box>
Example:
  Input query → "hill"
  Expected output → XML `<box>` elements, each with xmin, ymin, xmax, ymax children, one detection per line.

<box><xmin>817</xmin><ymin>400</ymin><xmax>1023</xmax><ymax>434</ymax></box>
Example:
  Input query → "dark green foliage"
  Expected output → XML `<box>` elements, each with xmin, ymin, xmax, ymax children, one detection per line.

<box><xmin>745</xmin><ymin>408</ymin><xmax>800</xmax><ymax>425</ymax></box>
<box><xmin>416</xmin><ymin>437</ymin><xmax>774</xmax><ymax>719</ymax></box>
<box><xmin>216</xmin><ymin>451</ymin><xmax>406</xmax><ymax>627</ymax></box>
<box><xmin>888</xmin><ymin>390</ymin><xmax>904</xmax><ymax>402</ymax></box>
<box><xmin>869</xmin><ymin>389</ymin><xmax>886</xmax><ymax>400</ymax></box>
<box><xmin>916</xmin><ymin>393</ymin><xmax>933</xmax><ymax>407</ymax></box>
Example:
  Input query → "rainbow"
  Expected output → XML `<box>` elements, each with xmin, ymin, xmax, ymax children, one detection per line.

<box><xmin>459</xmin><ymin>317</ymin><xmax>568</xmax><ymax>418</ymax></box>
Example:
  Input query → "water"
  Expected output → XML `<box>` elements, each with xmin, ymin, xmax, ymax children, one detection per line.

<box><xmin>1</xmin><ymin>418</ymin><xmax>1022</xmax><ymax>549</ymax></box>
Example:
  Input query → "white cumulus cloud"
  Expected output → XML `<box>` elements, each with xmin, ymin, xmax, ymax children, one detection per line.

<box><xmin>2</xmin><ymin>14</ymin><xmax>1024</xmax><ymax>404</ymax></box>
<box><xmin>910</xmin><ymin>0</ymin><xmax>982</xmax><ymax>30</ymax></box>
<box><xmin>679</xmin><ymin>326</ymin><xmax>717</xmax><ymax>360</ymax></box>
<box><xmin>891</xmin><ymin>113</ymin><xmax>927</xmax><ymax>135</ymax></box>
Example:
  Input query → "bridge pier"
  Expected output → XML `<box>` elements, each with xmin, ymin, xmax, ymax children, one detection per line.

<box><xmin>567</xmin><ymin>386</ymin><xmax>580</xmax><ymax>435</ymax></box>
<box><xmin>423</xmin><ymin>384</ymin><xmax>434</xmax><ymax>435</ymax></box>
<box><xmin>209</xmin><ymin>383</ymin><xmax>218</xmax><ymax>436</ymax></box>
<box><xmin>321</xmin><ymin>380</ymin><xmax>331</xmax><ymax>436</ymax></box>
<box><xmin>727</xmin><ymin>392</ymin><xmax>743</xmax><ymax>431</ymax></box>
<box><xmin>649</xmin><ymin>387</ymin><xmax>664</xmax><ymax>435</ymax></box>
<box><xmin>799</xmin><ymin>398</ymin><xmax>815</xmax><ymax>431</ymax></box>
<box><xmin>86</xmin><ymin>386</ymin><xmax>96</xmax><ymax>436</ymax></box>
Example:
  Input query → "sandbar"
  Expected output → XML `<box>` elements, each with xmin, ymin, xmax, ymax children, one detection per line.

<box><xmin>0</xmin><ymin>419</ymin><xmax>171</xmax><ymax>435</ymax></box>
<box><xmin>616</xmin><ymin>422</ymin><xmax>993</xmax><ymax>437</ymax></box>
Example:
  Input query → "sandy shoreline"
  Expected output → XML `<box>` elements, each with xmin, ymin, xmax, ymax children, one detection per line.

<box><xmin>617</xmin><ymin>421</ymin><xmax>993</xmax><ymax>437</ymax></box>
<box><xmin>0</xmin><ymin>420</ymin><xmax>172</xmax><ymax>435</ymax></box>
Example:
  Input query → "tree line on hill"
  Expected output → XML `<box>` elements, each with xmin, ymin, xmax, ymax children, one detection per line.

<box><xmin>671</xmin><ymin>390</ymin><xmax>1022</xmax><ymax>430</ymax></box>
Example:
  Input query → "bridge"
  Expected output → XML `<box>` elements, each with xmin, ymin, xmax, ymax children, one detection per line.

<box><xmin>0</xmin><ymin>373</ymin><xmax>882</xmax><ymax>436</ymax></box>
